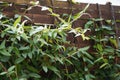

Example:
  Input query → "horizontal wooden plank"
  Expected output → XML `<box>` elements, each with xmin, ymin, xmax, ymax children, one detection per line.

<box><xmin>0</xmin><ymin>0</ymin><xmax>36</xmax><ymax>4</ymax></box>
<box><xmin>3</xmin><ymin>12</ymin><xmax>54</xmax><ymax>24</ymax></box>
<box><xmin>115</xmin><ymin>13</ymin><xmax>120</xmax><ymax>20</ymax></box>
<box><xmin>1</xmin><ymin>1</ymin><xmax>120</xmax><ymax>24</ymax></box>
<box><xmin>113</xmin><ymin>6</ymin><xmax>120</xmax><ymax>13</ymax></box>
<box><xmin>2</xmin><ymin>5</ymin><xmax>27</xmax><ymax>13</ymax></box>
<box><xmin>28</xmin><ymin>6</ymin><xmax>50</xmax><ymax>14</ymax></box>
<box><xmin>26</xmin><ymin>14</ymin><xmax>54</xmax><ymax>24</ymax></box>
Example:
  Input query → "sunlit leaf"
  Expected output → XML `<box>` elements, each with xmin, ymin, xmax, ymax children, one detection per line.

<box><xmin>13</xmin><ymin>16</ymin><xmax>21</xmax><ymax>27</ymax></box>
<box><xmin>109</xmin><ymin>38</ymin><xmax>118</xmax><ymax>48</ymax></box>
<box><xmin>8</xmin><ymin>65</ymin><xmax>15</xmax><ymax>72</ymax></box>
<box><xmin>42</xmin><ymin>66</ymin><xmax>48</xmax><ymax>73</ymax></box>
<box><xmin>96</xmin><ymin>44</ymin><xmax>103</xmax><ymax>52</ymax></box>
<box><xmin>100</xmin><ymin>63</ymin><xmax>109</xmax><ymax>69</ymax></box>
<box><xmin>0</xmin><ymin>72</ymin><xmax>7</xmax><ymax>75</ymax></box>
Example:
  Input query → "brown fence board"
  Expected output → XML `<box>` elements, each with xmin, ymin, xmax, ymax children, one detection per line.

<box><xmin>26</xmin><ymin>14</ymin><xmax>54</xmax><ymax>24</ymax></box>
<box><xmin>28</xmin><ymin>7</ymin><xmax>50</xmax><ymax>14</ymax></box>
<box><xmin>0</xmin><ymin>0</ymin><xmax>36</xmax><ymax>4</ymax></box>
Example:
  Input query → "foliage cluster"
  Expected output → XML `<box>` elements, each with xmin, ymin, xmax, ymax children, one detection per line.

<box><xmin>0</xmin><ymin>1</ymin><xmax>120</xmax><ymax>80</ymax></box>
<box><xmin>85</xmin><ymin>19</ymin><xmax>120</xmax><ymax>80</ymax></box>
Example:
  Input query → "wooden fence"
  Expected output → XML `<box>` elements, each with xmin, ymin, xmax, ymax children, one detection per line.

<box><xmin>1</xmin><ymin>1</ymin><xmax>120</xmax><ymax>48</ymax></box>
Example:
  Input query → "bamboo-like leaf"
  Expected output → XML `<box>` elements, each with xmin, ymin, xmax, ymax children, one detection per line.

<box><xmin>0</xmin><ymin>72</ymin><xmax>7</xmax><ymax>75</ymax></box>
<box><xmin>109</xmin><ymin>38</ymin><xmax>118</xmax><ymax>48</ymax></box>
<box><xmin>97</xmin><ymin>44</ymin><xmax>103</xmax><ymax>52</ymax></box>
<box><xmin>30</xmin><ymin>26</ymin><xmax>44</xmax><ymax>36</ymax></box>
<box><xmin>21</xmin><ymin>33</ymin><xmax>29</xmax><ymax>41</ymax></box>
<box><xmin>29</xmin><ymin>73</ymin><xmax>41</xmax><ymax>78</ymax></box>
<box><xmin>0</xmin><ymin>40</ymin><xmax>5</xmax><ymax>49</ymax></box>
<box><xmin>13</xmin><ymin>16</ymin><xmax>21</xmax><ymax>27</ymax></box>
<box><xmin>15</xmin><ymin>57</ymin><xmax>25</xmax><ymax>64</ymax></box>
<box><xmin>79</xmin><ymin>46</ymin><xmax>90</xmax><ymax>51</ymax></box>
<box><xmin>100</xmin><ymin>63</ymin><xmax>109</xmax><ymax>69</ymax></box>
<box><xmin>85</xmin><ymin>21</ymin><xmax>93</xmax><ymax>29</ymax></box>
<box><xmin>27</xmin><ymin>65</ymin><xmax>39</xmax><ymax>73</ymax></box>
<box><xmin>0</xmin><ymin>50</ymin><xmax>11</xmax><ymax>56</ymax></box>
<box><xmin>56</xmin><ymin>57</ymin><xmax>63</xmax><ymax>64</ymax></box>
<box><xmin>48</xmin><ymin>66</ymin><xmax>61</xmax><ymax>78</ymax></box>
<box><xmin>8</xmin><ymin>65</ymin><xmax>15</xmax><ymax>72</ymax></box>
<box><xmin>49</xmin><ymin>8</ymin><xmax>66</xmax><ymax>24</ymax></box>
<box><xmin>42</xmin><ymin>66</ymin><xmax>48</xmax><ymax>73</ymax></box>
<box><xmin>94</xmin><ymin>57</ymin><xmax>103</xmax><ymax>63</ymax></box>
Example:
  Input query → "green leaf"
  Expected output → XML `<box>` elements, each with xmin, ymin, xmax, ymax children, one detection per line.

<box><xmin>85</xmin><ymin>58</ymin><xmax>94</xmax><ymax>64</ymax></box>
<box><xmin>102</xmin><ymin>25</ymin><xmax>112</xmax><ymax>31</ymax></box>
<box><xmin>0</xmin><ymin>72</ymin><xmax>7</xmax><ymax>75</ymax></box>
<box><xmin>103</xmin><ymin>59</ymin><xmax>108</xmax><ymax>63</ymax></box>
<box><xmin>85</xmin><ymin>74</ymin><xmax>90</xmax><ymax>80</ymax></box>
<box><xmin>109</xmin><ymin>38</ymin><xmax>118</xmax><ymax>48</ymax></box>
<box><xmin>104</xmin><ymin>48</ymin><xmax>114</xmax><ymax>53</ymax></box>
<box><xmin>42</xmin><ymin>66</ymin><xmax>48</xmax><ymax>73</ymax></box>
<box><xmin>29</xmin><ymin>73</ymin><xmax>41</xmax><ymax>78</ymax></box>
<box><xmin>85</xmin><ymin>21</ymin><xmax>93</xmax><ymax>29</ymax></box>
<box><xmin>0</xmin><ymin>50</ymin><xmax>11</xmax><ymax>56</ymax></box>
<box><xmin>106</xmin><ymin>20</ymin><xmax>112</xmax><ymax>24</ymax></box>
<box><xmin>28</xmin><ymin>52</ymin><xmax>33</xmax><ymax>59</ymax></box>
<box><xmin>13</xmin><ymin>16</ymin><xmax>21</xmax><ymax>27</ymax></box>
<box><xmin>100</xmin><ymin>63</ymin><xmax>109</xmax><ymax>69</ymax></box>
<box><xmin>48</xmin><ymin>66</ymin><xmax>61</xmax><ymax>78</ymax></box>
<box><xmin>65</xmin><ymin>58</ymin><xmax>73</xmax><ymax>64</ymax></box>
<box><xmin>19</xmin><ymin>78</ymin><xmax>27</xmax><ymax>80</ymax></box>
<box><xmin>19</xmin><ymin>46</ymin><xmax>29</xmax><ymax>50</ymax></box>
<box><xmin>94</xmin><ymin>18</ymin><xmax>103</xmax><ymax>21</ymax></box>
<box><xmin>48</xmin><ymin>66</ymin><xmax>59</xmax><ymax>72</ymax></box>
<box><xmin>79</xmin><ymin>46</ymin><xmax>90</xmax><ymax>51</ymax></box>
<box><xmin>40</xmin><ymin>39</ymin><xmax>48</xmax><ymax>46</ymax></box>
<box><xmin>13</xmin><ymin>47</ymin><xmax>20</xmax><ymax>57</ymax></box>
<box><xmin>100</xmin><ymin>38</ymin><xmax>108</xmax><ymax>42</ymax></box>
<box><xmin>26</xmin><ymin>65</ymin><xmax>39</xmax><ymax>73</ymax></box>
<box><xmin>0</xmin><ymin>56</ymin><xmax>10</xmax><ymax>62</ymax></box>
<box><xmin>116</xmin><ymin>64</ymin><xmax>120</xmax><ymax>68</ymax></box>
<box><xmin>21</xmin><ymin>33</ymin><xmax>29</xmax><ymax>41</ymax></box>
<box><xmin>56</xmin><ymin>57</ymin><xmax>63</xmax><ymax>64</ymax></box>
<box><xmin>85</xmin><ymin>74</ymin><xmax>95</xmax><ymax>80</ymax></box>
<box><xmin>71</xmin><ymin>0</ymin><xmax>77</xmax><ymax>4</ymax></box>
<box><xmin>94</xmin><ymin>57</ymin><xmax>103</xmax><ymax>63</ymax></box>
<box><xmin>0</xmin><ymin>40</ymin><xmax>5</xmax><ymax>49</ymax></box>
<box><xmin>8</xmin><ymin>65</ymin><xmax>15</xmax><ymax>72</ymax></box>
<box><xmin>30</xmin><ymin>26</ymin><xmax>44</xmax><ymax>36</ymax></box>
<box><xmin>53</xmin><ymin>32</ymin><xmax>57</xmax><ymax>38</ymax></box>
<box><xmin>8</xmin><ymin>71</ymin><xmax>15</xmax><ymax>75</ymax></box>
<box><xmin>96</xmin><ymin>44</ymin><xmax>103</xmax><ymax>52</ymax></box>
<box><xmin>15</xmin><ymin>57</ymin><xmax>25</xmax><ymax>64</ymax></box>
<box><xmin>84</xmin><ymin>52</ymin><xmax>93</xmax><ymax>59</ymax></box>
<box><xmin>54</xmin><ymin>71</ymin><xmax>61</xmax><ymax>78</ymax></box>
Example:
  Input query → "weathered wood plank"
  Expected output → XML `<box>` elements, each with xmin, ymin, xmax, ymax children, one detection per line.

<box><xmin>0</xmin><ymin>0</ymin><xmax>36</xmax><ymax>4</ymax></box>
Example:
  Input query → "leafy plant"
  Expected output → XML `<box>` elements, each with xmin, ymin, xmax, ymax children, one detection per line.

<box><xmin>0</xmin><ymin>2</ymin><xmax>92</xmax><ymax>80</ymax></box>
<box><xmin>0</xmin><ymin>1</ymin><xmax>120</xmax><ymax>80</ymax></box>
<box><xmin>85</xmin><ymin>19</ymin><xmax>120</xmax><ymax>80</ymax></box>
